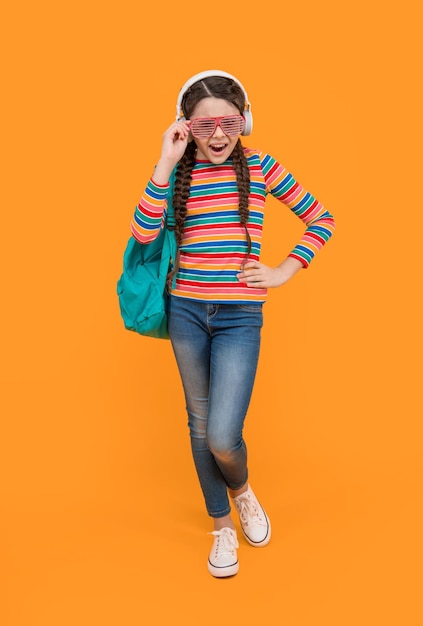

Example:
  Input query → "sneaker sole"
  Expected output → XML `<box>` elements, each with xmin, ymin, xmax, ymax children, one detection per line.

<box><xmin>207</xmin><ymin>559</ymin><xmax>239</xmax><ymax>578</ymax></box>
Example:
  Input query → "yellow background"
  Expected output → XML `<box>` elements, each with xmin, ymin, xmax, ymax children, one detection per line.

<box><xmin>1</xmin><ymin>1</ymin><xmax>422</xmax><ymax>624</ymax></box>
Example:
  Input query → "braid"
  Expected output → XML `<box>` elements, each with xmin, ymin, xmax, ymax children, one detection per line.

<box><xmin>172</xmin><ymin>141</ymin><xmax>196</xmax><ymax>247</ymax></box>
<box><xmin>232</xmin><ymin>140</ymin><xmax>252</xmax><ymax>256</ymax></box>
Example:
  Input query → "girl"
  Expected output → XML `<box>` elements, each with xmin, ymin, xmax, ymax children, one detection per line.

<box><xmin>130</xmin><ymin>70</ymin><xmax>335</xmax><ymax>577</ymax></box>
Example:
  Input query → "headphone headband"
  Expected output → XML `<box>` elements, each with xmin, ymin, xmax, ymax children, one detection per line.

<box><xmin>175</xmin><ymin>70</ymin><xmax>253</xmax><ymax>136</ymax></box>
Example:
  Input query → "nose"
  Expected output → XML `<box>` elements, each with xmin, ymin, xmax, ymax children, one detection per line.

<box><xmin>212</xmin><ymin>121</ymin><xmax>226</xmax><ymax>138</ymax></box>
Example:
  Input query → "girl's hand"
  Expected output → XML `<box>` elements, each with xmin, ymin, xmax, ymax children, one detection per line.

<box><xmin>161</xmin><ymin>120</ymin><xmax>191</xmax><ymax>162</ymax></box>
<box><xmin>153</xmin><ymin>121</ymin><xmax>191</xmax><ymax>184</ymax></box>
<box><xmin>236</xmin><ymin>257</ymin><xmax>304</xmax><ymax>288</ymax></box>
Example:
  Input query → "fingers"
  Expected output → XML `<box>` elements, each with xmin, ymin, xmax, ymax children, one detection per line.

<box><xmin>236</xmin><ymin>262</ymin><xmax>264</xmax><ymax>284</ymax></box>
<box><xmin>240</xmin><ymin>261</ymin><xmax>259</xmax><ymax>271</ymax></box>
<box><xmin>237</xmin><ymin>261</ymin><xmax>261</xmax><ymax>277</ymax></box>
<box><xmin>159</xmin><ymin>121</ymin><xmax>191</xmax><ymax>165</ymax></box>
<box><xmin>236</xmin><ymin>262</ymin><xmax>279</xmax><ymax>288</ymax></box>
<box><xmin>164</xmin><ymin>120</ymin><xmax>191</xmax><ymax>143</ymax></box>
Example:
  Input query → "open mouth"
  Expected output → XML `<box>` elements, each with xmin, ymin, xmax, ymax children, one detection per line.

<box><xmin>209</xmin><ymin>143</ymin><xmax>227</xmax><ymax>155</ymax></box>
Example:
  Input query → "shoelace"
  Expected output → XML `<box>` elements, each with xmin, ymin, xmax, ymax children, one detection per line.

<box><xmin>210</xmin><ymin>528</ymin><xmax>239</xmax><ymax>558</ymax></box>
<box><xmin>235</xmin><ymin>495</ymin><xmax>267</xmax><ymax>528</ymax></box>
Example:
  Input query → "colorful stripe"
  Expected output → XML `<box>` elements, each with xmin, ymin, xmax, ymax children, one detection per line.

<box><xmin>130</xmin><ymin>148</ymin><xmax>335</xmax><ymax>303</ymax></box>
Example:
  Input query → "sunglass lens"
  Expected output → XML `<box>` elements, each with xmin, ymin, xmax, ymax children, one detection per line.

<box><xmin>221</xmin><ymin>116</ymin><xmax>245</xmax><ymax>135</ymax></box>
<box><xmin>190</xmin><ymin>119</ymin><xmax>216</xmax><ymax>138</ymax></box>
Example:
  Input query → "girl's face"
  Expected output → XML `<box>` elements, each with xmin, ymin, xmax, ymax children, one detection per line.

<box><xmin>189</xmin><ymin>97</ymin><xmax>242</xmax><ymax>164</ymax></box>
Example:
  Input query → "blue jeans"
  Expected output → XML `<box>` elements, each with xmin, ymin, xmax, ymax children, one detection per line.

<box><xmin>168</xmin><ymin>295</ymin><xmax>263</xmax><ymax>518</ymax></box>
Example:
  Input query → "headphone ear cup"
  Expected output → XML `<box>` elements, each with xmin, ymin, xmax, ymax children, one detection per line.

<box><xmin>242</xmin><ymin>109</ymin><xmax>253</xmax><ymax>136</ymax></box>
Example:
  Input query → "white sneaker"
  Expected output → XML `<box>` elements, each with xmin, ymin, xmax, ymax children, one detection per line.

<box><xmin>207</xmin><ymin>527</ymin><xmax>239</xmax><ymax>578</ymax></box>
<box><xmin>232</xmin><ymin>485</ymin><xmax>271</xmax><ymax>547</ymax></box>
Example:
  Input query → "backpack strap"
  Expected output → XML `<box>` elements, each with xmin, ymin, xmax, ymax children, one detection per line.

<box><xmin>165</xmin><ymin>168</ymin><xmax>176</xmax><ymax>230</ymax></box>
<box><xmin>164</xmin><ymin>167</ymin><xmax>178</xmax><ymax>288</ymax></box>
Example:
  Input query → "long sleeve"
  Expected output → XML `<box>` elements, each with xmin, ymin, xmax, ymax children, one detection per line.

<box><xmin>260</xmin><ymin>153</ymin><xmax>335</xmax><ymax>267</ymax></box>
<box><xmin>130</xmin><ymin>178</ymin><xmax>170</xmax><ymax>244</ymax></box>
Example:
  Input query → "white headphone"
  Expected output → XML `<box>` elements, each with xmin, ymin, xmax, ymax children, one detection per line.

<box><xmin>175</xmin><ymin>70</ymin><xmax>253</xmax><ymax>136</ymax></box>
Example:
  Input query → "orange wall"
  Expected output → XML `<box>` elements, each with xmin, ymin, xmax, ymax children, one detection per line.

<box><xmin>1</xmin><ymin>1</ymin><xmax>422</xmax><ymax>624</ymax></box>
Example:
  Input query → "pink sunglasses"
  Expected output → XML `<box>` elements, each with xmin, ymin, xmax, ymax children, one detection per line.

<box><xmin>189</xmin><ymin>115</ymin><xmax>245</xmax><ymax>138</ymax></box>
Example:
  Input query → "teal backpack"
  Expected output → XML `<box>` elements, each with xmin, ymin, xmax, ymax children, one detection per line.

<box><xmin>116</xmin><ymin>171</ymin><xmax>177</xmax><ymax>339</ymax></box>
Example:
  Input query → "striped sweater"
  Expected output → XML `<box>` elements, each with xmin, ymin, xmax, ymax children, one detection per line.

<box><xmin>131</xmin><ymin>148</ymin><xmax>335</xmax><ymax>303</ymax></box>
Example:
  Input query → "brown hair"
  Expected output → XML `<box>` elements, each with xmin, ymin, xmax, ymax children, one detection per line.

<box><xmin>172</xmin><ymin>76</ymin><xmax>251</xmax><ymax>255</ymax></box>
